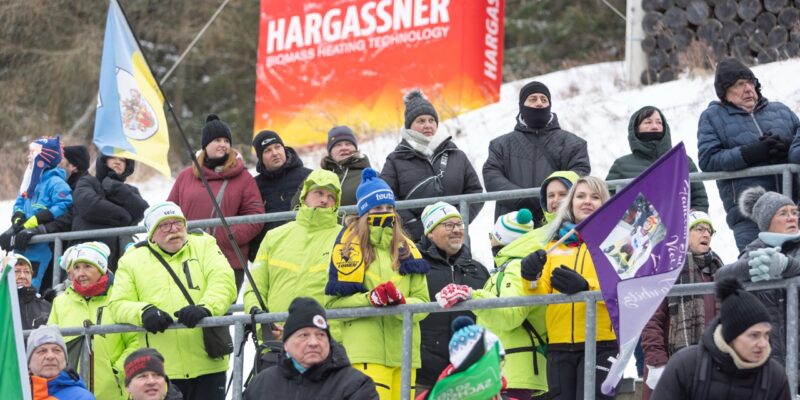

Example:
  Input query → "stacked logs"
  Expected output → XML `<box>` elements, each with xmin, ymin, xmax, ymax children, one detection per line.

<box><xmin>640</xmin><ymin>0</ymin><xmax>800</xmax><ymax>84</ymax></box>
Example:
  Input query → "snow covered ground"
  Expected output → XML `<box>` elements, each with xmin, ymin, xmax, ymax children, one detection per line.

<box><xmin>3</xmin><ymin>58</ymin><xmax>800</xmax><ymax>390</ymax></box>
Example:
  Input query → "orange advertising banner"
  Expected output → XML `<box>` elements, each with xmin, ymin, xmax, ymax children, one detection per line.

<box><xmin>254</xmin><ymin>0</ymin><xmax>505</xmax><ymax>147</ymax></box>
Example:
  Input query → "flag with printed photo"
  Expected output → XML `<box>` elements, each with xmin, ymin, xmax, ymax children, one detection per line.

<box><xmin>93</xmin><ymin>0</ymin><xmax>171</xmax><ymax>177</ymax></box>
<box><xmin>574</xmin><ymin>143</ymin><xmax>690</xmax><ymax>395</ymax></box>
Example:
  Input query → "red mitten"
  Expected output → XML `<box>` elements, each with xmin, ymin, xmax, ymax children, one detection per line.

<box><xmin>435</xmin><ymin>283</ymin><xmax>473</xmax><ymax>308</ymax></box>
<box><xmin>369</xmin><ymin>284</ymin><xmax>390</xmax><ymax>307</ymax></box>
<box><xmin>384</xmin><ymin>281</ymin><xmax>406</xmax><ymax>305</ymax></box>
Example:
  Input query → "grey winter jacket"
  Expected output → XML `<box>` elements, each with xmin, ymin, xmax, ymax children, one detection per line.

<box><xmin>697</xmin><ymin>97</ymin><xmax>800</xmax><ymax>228</ymax></box>
<box><xmin>483</xmin><ymin>113</ymin><xmax>590</xmax><ymax>224</ymax></box>
<box><xmin>607</xmin><ymin>106</ymin><xmax>708</xmax><ymax>212</ymax></box>
<box><xmin>381</xmin><ymin>138</ymin><xmax>483</xmax><ymax>241</ymax></box>
<box><xmin>715</xmin><ymin>237</ymin><xmax>800</xmax><ymax>366</ymax></box>
<box><xmin>243</xmin><ymin>340</ymin><xmax>378</xmax><ymax>400</ymax></box>
<box><xmin>652</xmin><ymin>318</ymin><xmax>790</xmax><ymax>400</ymax></box>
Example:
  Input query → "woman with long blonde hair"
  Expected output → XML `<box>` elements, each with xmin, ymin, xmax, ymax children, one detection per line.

<box><xmin>325</xmin><ymin>168</ymin><xmax>430</xmax><ymax>400</ymax></box>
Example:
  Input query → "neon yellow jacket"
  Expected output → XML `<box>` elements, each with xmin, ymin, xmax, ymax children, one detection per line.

<box><xmin>325</xmin><ymin>226</ymin><xmax>430</xmax><ymax>368</ymax></box>
<box><xmin>243</xmin><ymin>169</ymin><xmax>343</xmax><ymax>337</ymax></box>
<box><xmin>49</xmin><ymin>282</ymin><xmax>137</xmax><ymax>400</ymax></box>
<box><xmin>108</xmin><ymin>232</ymin><xmax>237</xmax><ymax>379</ymax></box>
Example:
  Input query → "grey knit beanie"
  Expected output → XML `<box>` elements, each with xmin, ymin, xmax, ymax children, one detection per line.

<box><xmin>27</xmin><ymin>325</ymin><xmax>67</xmax><ymax>362</ymax></box>
<box><xmin>739</xmin><ymin>186</ymin><xmax>795</xmax><ymax>231</ymax></box>
<box><xmin>403</xmin><ymin>89</ymin><xmax>438</xmax><ymax>129</ymax></box>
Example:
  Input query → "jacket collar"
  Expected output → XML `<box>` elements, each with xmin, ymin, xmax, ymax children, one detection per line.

<box><xmin>257</xmin><ymin>146</ymin><xmax>305</xmax><ymax>177</ymax></box>
<box><xmin>277</xmin><ymin>340</ymin><xmax>351</xmax><ymax>382</ymax></box>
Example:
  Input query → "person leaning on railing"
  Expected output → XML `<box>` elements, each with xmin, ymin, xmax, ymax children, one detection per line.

<box><xmin>715</xmin><ymin>187</ymin><xmax>800</xmax><ymax>367</ymax></box>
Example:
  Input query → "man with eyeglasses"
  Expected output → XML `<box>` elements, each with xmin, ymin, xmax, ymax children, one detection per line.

<box><xmin>414</xmin><ymin>201</ymin><xmax>489</xmax><ymax>392</ymax></box>
<box><xmin>640</xmin><ymin>210</ymin><xmax>724</xmax><ymax>400</ymax></box>
<box><xmin>110</xmin><ymin>201</ymin><xmax>237</xmax><ymax>400</ymax></box>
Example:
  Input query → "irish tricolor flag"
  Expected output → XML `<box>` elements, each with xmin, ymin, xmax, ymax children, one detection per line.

<box><xmin>0</xmin><ymin>254</ymin><xmax>32</xmax><ymax>399</ymax></box>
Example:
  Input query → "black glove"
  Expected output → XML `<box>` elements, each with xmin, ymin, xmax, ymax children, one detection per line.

<box><xmin>551</xmin><ymin>266</ymin><xmax>589</xmax><ymax>295</ymax></box>
<box><xmin>142</xmin><ymin>306</ymin><xmax>174</xmax><ymax>333</ymax></box>
<box><xmin>34</xmin><ymin>209</ymin><xmax>54</xmax><ymax>225</ymax></box>
<box><xmin>521</xmin><ymin>249</ymin><xmax>547</xmax><ymax>281</ymax></box>
<box><xmin>0</xmin><ymin>226</ymin><xmax>16</xmax><ymax>251</ymax></box>
<box><xmin>741</xmin><ymin>140</ymin><xmax>771</xmax><ymax>166</ymax></box>
<box><xmin>14</xmin><ymin>226</ymin><xmax>45</xmax><ymax>252</ymax></box>
<box><xmin>102</xmin><ymin>176</ymin><xmax>124</xmax><ymax>194</ymax></box>
<box><xmin>11</xmin><ymin>211</ymin><xmax>26</xmax><ymax>229</ymax></box>
<box><xmin>174</xmin><ymin>305</ymin><xmax>210</xmax><ymax>328</ymax></box>
<box><xmin>42</xmin><ymin>288</ymin><xmax>58</xmax><ymax>303</ymax></box>
<box><xmin>763</xmin><ymin>134</ymin><xmax>791</xmax><ymax>163</ymax></box>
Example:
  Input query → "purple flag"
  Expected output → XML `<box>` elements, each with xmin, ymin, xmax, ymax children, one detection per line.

<box><xmin>575</xmin><ymin>143</ymin><xmax>690</xmax><ymax>395</ymax></box>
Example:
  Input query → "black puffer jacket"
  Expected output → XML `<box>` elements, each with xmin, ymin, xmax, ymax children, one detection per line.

<box><xmin>42</xmin><ymin>170</ymin><xmax>89</xmax><ymax>236</ymax></box>
<box><xmin>715</xmin><ymin>237</ymin><xmax>800</xmax><ymax>366</ymax></box>
<box><xmin>606</xmin><ymin>106</ymin><xmax>709</xmax><ymax>212</ymax></box>
<box><xmin>243</xmin><ymin>340</ymin><xmax>378</xmax><ymax>400</ymax></box>
<box><xmin>18</xmin><ymin>286</ymin><xmax>51</xmax><ymax>330</ymax></box>
<box><xmin>652</xmin><ymin>318</ymin><xmax>790</xmax><ymax>400</ymax></box>
<box><xmin>71</xmin><ymin>156</ymin><xmax>149</xmax><ymax>272</ymax></box>
<box><xmin>483</xmin><ymin>113</ymin><xmax>590</xmax><ymax>224</ymax></box>
<box><xmin>381</xmin><ymin>138</ymin><xmax>484</xmax><ymax>241</ymax></box>
<box><xmin>416</xmin><ymin>236</ymin><xmax>489</xmax><ymax>387</ymax></box>
<box><xmin>254</xmin><ymin>147</ymin><xmax>311</xmax><ymax>232</ymax></box>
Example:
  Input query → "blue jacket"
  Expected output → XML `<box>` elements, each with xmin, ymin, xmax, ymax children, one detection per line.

<box><xmin>14</xmin><ymin>167</ymin><xmax>73</xmax><ymax>219</ymax></box>
<box><xmin>697</xmin><ymin>97</ymin><xmax>800</xmax><ymax>225</ymax></box>
<box><xmin>30</xmin><ymin>369</ymin><xmax>95</xmax><ymax>400</ymax></box>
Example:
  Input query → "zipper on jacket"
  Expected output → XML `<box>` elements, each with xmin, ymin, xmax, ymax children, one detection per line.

<box><xmin>749</xmin><ymin>113</ymin><xmax>764</xmax><ymax>136</ymax></box>
<box><xmin>340</xmin><ymin>167</ymin><xmax>349</xmax><ymax>185</ymax></box>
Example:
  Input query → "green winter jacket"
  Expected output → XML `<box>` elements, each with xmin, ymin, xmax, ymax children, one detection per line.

<box><xmin>244</xmin><ymin>169</ymin><xmax>343</xmax><ymax>336</ymax></box>
<box><xmin>49</xmin><ymin>281</ymin><xmax>137</xmax><ymax>400</ymax></box>
<box><xmin>108</xmin><ymin>232</ymin><xmax>237</xmax><ymax>380</ymax></box>
<box><xmin>494</xmin><ymin>170</ymin><xmax>580</xmax><ymax>267</ymax></box>
<box><xmin>472</xmin><ymin>261</ymin><xmax>548</xmax><ymax>393</ymax></box>
<box><xmin>606</xmin><ymin>106</ymin><xmax>708</xmax><ymax>212</ymax></box>
<box><xmin>324</xmin><ymin>225</ymin><xmax>430</xmax><ymax>368</ymax></box>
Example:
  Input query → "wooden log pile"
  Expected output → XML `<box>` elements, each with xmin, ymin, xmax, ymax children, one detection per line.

<box><xmin>640</xmin><ymin>0</ymin><xmax>800</xmax><ymax>84</ymax></box>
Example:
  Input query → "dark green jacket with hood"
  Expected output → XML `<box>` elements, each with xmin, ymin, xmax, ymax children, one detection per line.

<box><xmin>606</xmin><ymin>106</ymin><xmax>708</xmax><ymax>212</ymax></box>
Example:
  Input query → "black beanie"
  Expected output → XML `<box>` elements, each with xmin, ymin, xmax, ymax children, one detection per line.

<box><xmin>201</xmin><ymin>114</ymin><xmax>233</xmax><ymax>150</ymax></box>
<box><xmin>63</xmin><ymin>145</ymin><xmax>90</xmax><ymax>172</ymax></box>
<box><xmin>714</xmin><ymin>58</ymin><xmax>760</xmax><ymax>101</ymax></box>
<box><xmin>283</xmin><ymin>297</ymin><xmax>329</xmax><ymax>340</ymax></box>
<box><xmin>519</xmin><ymin>81</ymin><xmax>551</xmax><ymax>108</ymax></box>
<box><xmin>252</xmin><ymin>130</ymin><xmax>284</xmax><ymax>156</ymax></box>
<box><xmin>124</xmin><ymin>348</ymin><xmax>167</xmax><ymax>386</ymax></box>
<box><xmin>327</xmin><ymin>126</ymin><xmax>358</xmax><ymax>154</ymax></box>
<box><xmin>403</xmin><ymin>89</ymin><xmax>438</xmax><ymax>129</ymax></box>
<box><xmin>717</xmin><ymin>277</ymin><xmax>771</xmax><ymax>343</ymax></box>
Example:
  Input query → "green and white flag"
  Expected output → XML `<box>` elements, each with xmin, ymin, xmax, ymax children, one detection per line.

<box><xmin>0</xmin><ymin>255</ymin><xmax>32</xmax><ymax>400</ymax></box>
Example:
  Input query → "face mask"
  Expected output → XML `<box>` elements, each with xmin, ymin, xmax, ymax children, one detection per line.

<box><xmin>368</xmin><ymin>213</ymin><xmax>395</xmax><ymax>228</ymax></box>
<box><xmin>521</xmin><ymin>106</ymin><xmax>551</xmax><ymax>129</ymax></box>
<box><xmin>635</xmin><ymin>131</ymin><xmax>665</xmax><ymax>142</ymax></box>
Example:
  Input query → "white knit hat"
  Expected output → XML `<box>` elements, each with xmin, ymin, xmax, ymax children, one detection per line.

<box><xmin>491</xmin><ymin>208</ymin><xmax>534</xmax><ymax>246</ymax></box>
<box><xmin>143</xmin><ymin>201</ymin><xmax>187</xmax><ymax>240</ymax></box>
<box><xmin>421</xmin><ymin>201</ymin><xmax>461</xmax><ymax>235</ymax></box>
<box><xmin>688</xmin><ymin>210</ymin><xmax>714</xmax><ymax>233</ymax></box>
<box><xmin>68</xmin><ymin>241</ymin><xmax>111</xmax><ymax>274</ymax></box>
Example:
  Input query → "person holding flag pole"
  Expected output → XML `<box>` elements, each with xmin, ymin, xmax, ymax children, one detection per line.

<box><xmin>94</xmin><ymin>0</ymin><xmax>271</xmax><ymax>398</ymax></box>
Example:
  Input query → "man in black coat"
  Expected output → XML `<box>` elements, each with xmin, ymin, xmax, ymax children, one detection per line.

<box><xmin>244</xmin><ymin>297</ymin><xmax>378</xmax><ymax>400</ymax></box>
<box><xmin>483</xmin><ymin>81</ymin><xmax>590</xmax><ymax>226</ymax></box>
<box><xmin>13</xmin><ymin>254</ymin><xmax>50</xmax><ymax>330</ymax></box>
<box><xmin>415</xmin><ymin>202</ymin><xmax>489</xmax><ymax>391</ymax></box>
<box><xmin>69</xmin><ymin>155</ymin><xmax>149</xmax><ymax>272</ymax></box>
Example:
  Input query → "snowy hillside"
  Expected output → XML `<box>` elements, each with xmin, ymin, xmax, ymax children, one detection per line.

<box><xmin>3</xmin><ymin>58</ymin><xmax>800</xmax><ymax>268</ymax></box>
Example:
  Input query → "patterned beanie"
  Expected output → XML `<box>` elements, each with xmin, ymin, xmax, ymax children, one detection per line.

<box><xmin>739</xmin><ymin>186</ymin><xmax>795</xmax><ymax>232</ymax></box>
<box><xmin>403</xmin><ymin>89</ymin><xmax>439</xmax><ymax>129</ymax></box>
<box><xmin>492</xmin><ymin>209</ymin><xmax>534</xmax><ymax>246</ymax></box>
<box><xmin>448</xmin><ymin>316</ymin><xmax>503</xmax><ymax>372</ymax></box>
<box><xmin>124</xmin><ymin>348</ymin><xmax>167</xmax><ymax>386</ymax></box>
<box><xmin>356</xmin><ymin>168</ymin><xmax>395</xmax><ymax>217</ymax></box>
<box><xmin>421</xmin><ymin>201</ymin><xmax>461</xmax><ymax>235</ymax></box>
<box><xmin>68</xmin><ymin>241</ymin><xmax>111</xmax><ymax>274</ymax></box>
<box><xmin>143</xmin><ymin>201</ymin><xmax>187</xmax><ymax>240</ymax></box>
<box><xmin>23</xmin><ymin>136</ymin><xmax>63</xmax><ymax>198</ymax></box>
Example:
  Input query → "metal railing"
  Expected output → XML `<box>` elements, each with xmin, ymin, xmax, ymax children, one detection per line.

<box><xmin>19</xmin><ymin>162</ymin><xmax>800</xmax><ymax>399</ymax></box>
<box><xmin>24</xmin><ymin>277</ymin><xmax>800</xmax><ymax>400</ymax></box>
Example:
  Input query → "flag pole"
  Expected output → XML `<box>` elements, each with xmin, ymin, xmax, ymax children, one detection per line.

<box><xmin>111</xmin><ymin>0</ymin><xmax>268</xmax><ymax>313</ymax></box>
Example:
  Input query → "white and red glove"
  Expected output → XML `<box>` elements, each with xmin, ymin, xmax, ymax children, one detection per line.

<box><xmin>435</xmin><ymin>283</ymin><xmax>472</xmax><ymax>308</ymax></box>
<box><xmin>369</xmin><ymin>281</ymin><xmax>405</xmax><ymax>307</ymax></box>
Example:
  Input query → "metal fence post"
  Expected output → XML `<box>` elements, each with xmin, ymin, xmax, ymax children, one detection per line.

<box><xmin>459</xmin><ymin>199</ymin><xmax>471</xmax><ymax>247</ymax></box>
<box><xmin>53</xmin><ymin>237</ymin><xmax>63</xmax><ymax>287</ymax></box>
<box><xmin>782</xmin><ymin>169</ymin><xmax>793</xmax><ymax>199</ymax></box>
<box><xmin>786</xmin><ymin>281</ymin><xmax>798</xmax><ymax>398</ymax></box>
<box><xmin>79</xmin><ymin>329</ymin><xmax>91</xmax><ymax>386</ymax></box>
<box><xmin>401</xmin><ymin>310</ymin><xmax>413</xmax><ymax>400</ymax></box>
<box><xmin>232</xmin><ymin>322</ymin><xmax>246</xmax><ymax>400</ymax></box>
<box><xmin>584</xmin><ymin>296</ymin><xmax>597</xmax><ymax>400</ymax></box>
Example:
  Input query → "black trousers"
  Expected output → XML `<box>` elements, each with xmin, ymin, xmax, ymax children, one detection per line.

<box><xmin>172</xmin><ymin>371</ymin><xmax>226</xmax><ymax>400</ymax></box>
<box><xmin>234</xmin><ymin>268</ymin><xmax>245</xmax><ymax>291</ymax></box>
<box><xmin>546</xmin><ymin>346</ymin><xmax>617</xmax><ymax>400</ymax></box>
